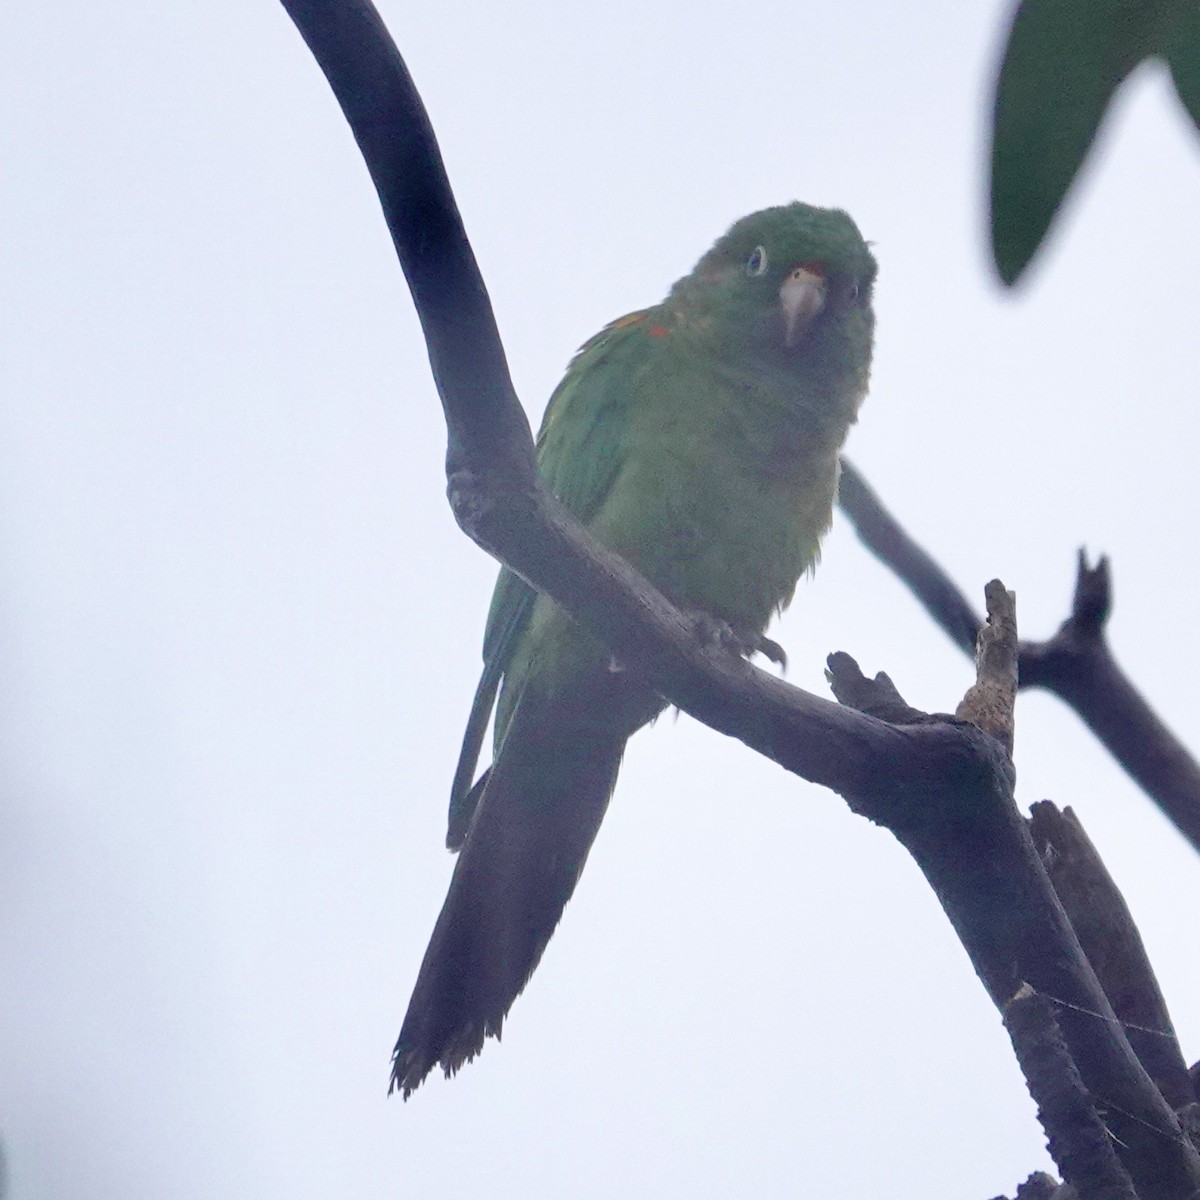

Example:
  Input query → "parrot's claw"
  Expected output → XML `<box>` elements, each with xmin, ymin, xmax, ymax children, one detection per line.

<box><xmin>686</xmin><ymin>613</ymin><xmax>787</xmax><ymax>671</ymax></box>
<box><xmin>752</xmin><ymin>634</ymin><xmax>788</xmax><ymax>671</ymax></box>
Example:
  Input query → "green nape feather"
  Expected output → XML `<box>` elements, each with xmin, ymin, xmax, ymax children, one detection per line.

<box><xmin>395</xmin><ymin>201</ymin><xmax>877</xmax><ymax>1097</ymax></box>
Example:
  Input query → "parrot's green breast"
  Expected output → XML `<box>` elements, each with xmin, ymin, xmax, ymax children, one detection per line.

<box><xmin>580</xmin><ymin>313</ymin><xmax>844</xmax><ymax>632</ymax></box>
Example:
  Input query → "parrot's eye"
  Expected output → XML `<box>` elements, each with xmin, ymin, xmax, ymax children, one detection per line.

<box><xmin>745</xmin><ymin>246</ymin><xmax>768</xmax><ymax>277</ymax></box>
<box><xmin>834</xmin><ymin>279</ymin><xmax>865</xmax><ymax>308</ymax></box>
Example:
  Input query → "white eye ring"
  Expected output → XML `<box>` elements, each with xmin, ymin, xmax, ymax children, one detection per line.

<box><xmin>745</xmin><ymin>245</ymin><xmax>768</xmax><ymax>276</ymax></box>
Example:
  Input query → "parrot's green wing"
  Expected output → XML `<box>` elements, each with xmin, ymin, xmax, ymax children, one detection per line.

<box><xmin>445</xmin><ymin>310</ymin><xmax>654</xmax><ymax>848</ymax></box>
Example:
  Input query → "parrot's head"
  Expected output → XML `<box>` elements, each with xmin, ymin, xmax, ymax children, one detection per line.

<box><xmin>671</xmin><ymin>202</ymin><xmax>877</xmax><ymax>411</ymax></box>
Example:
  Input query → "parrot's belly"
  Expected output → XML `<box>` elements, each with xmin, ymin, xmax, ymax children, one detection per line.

<box><xmin>594</xmin><ymin>440</ymin><xmax>841</xmax><ymax>635</ymax></box>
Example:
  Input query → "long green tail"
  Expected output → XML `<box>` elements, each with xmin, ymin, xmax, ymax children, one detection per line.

<box><xmin>391</xmin><ymin>677</ymin><xmax>639</xmax><ymax>1097</ymax></box>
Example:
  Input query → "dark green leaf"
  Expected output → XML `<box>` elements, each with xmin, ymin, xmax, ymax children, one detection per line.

<box><xmin>991</xmin><ymin>0</ymin><xmax>1151</xmax><ymax>284</ymax></box>
<box><xmin>1162</xmin><ymin>2</ymin><xmax>1200</xmax><ymax>135</ymax></box>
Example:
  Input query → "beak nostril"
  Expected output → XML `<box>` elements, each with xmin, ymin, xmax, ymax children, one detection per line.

<box><xmin>779</xmin><ymin>268</ymin><xmax>828</xmax><ymax>347</ymax></box>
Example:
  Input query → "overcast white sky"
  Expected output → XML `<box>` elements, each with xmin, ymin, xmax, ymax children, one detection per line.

<box><xmin>2</xmin><ymin>1</ymin><xmax>1199</xmax><ymax>1197</ymax></box>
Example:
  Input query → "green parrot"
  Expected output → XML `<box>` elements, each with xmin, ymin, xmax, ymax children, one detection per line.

<box><xmin>391</xmin><ymin>202</ymin><xmax>877</xmax><ymax>1096</ymax></box>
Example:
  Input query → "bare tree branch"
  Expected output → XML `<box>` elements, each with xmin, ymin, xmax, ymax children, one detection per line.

<box><xmin>281</xmin><ymin>0</ymin><xmax>536</xmax><ymax>487</ymax></box>
<box><xmin>1022</xmin><ymin>555</ymin><xmax>1200</xmax><ymax>854</ymax></box>
<box><xmin>837</xmin><ymin>459</ymin><xmax>981</xmax><ymax>656</ymax></box>
<box><xmin>838</xmin><ymin>460</ymin><xmax>1200</xmax><ymax>856</ymax></box>
<box><xmin>1004</xmin><ymin>984</ymin><xmax>1138</xmax><ymax>1200</ymax></box>
<box><xmin>279</xmin><ymin>3</ymin><xmax>1200</xmax><ymax>1193</ymax></box>
<box><xmin>830</xmin><ymin>648</ymin><xmax>1199</xmax><ymax>1198</ymax></box>
<box><xmin>957</xmin><ymin>580</ymin><xmax>1019</xmax><ymax>755</ymax></box>
<box><xmin>1029</xmin><ymin>802</ymin><xmax>1194</xmax><ymax>1111</ymax></box>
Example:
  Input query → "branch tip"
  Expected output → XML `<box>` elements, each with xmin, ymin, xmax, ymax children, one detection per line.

<box><xmin>1071</xmin><ymin>549</ymin><xmax>1111</xmax><ymax>634</ymax></box>
<box><xmin>825</xmin><ymin>654</ymin><xmax>926</xmax><ymax>723</ymax></box>
<box><xmin>956</xmin><ymin>581</ymin><xmax>1018</xmax><ymax>754</ymax></box>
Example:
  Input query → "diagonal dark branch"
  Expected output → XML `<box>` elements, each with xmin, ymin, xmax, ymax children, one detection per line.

<box><xmin>837</xmin><ymin>459</ymin><xmax>981</xmax><ymax>656</ymax></box>
<box><xmin>1029</xmin><ymin>801</ymin><xmax>1194</xmax><ymax>1111</ymax></box>
<box><xmin>838</xmin><ymin>459</ymin><xmax>1200</xmax><ymax>856</ymax></box>
<box><xmin>1003</xmin><ymin>985</ymin><xmax>1138</xmax><ymax>1200</ymax></box>
<box><xmin>282</xmin><ymin>0</ymin><xmax>536</xmax><ymax>486</ymax></box>
<box><xmin>1022</xmin><ymin>554</ymin><xmax>1200</xmax><ymax>853</ymax></box>
<box><xmin>279</xmin><ymin>3</ymin><xmax>1200</xmax><ymax>1193</ymax></box>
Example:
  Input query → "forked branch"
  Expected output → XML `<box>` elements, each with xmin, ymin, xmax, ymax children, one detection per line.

<box><xmin>838</xmin><ymin>460</ymin><xmax>1200</xmax><ymax>856</ymax></box>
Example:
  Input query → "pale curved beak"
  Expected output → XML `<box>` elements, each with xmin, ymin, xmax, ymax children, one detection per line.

<box><xmin>780</xmin><ymin>266</ymin><xmax>827</xmax><ymax>346</ymax></box>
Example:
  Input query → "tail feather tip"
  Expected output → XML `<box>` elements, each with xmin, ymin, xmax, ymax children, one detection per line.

<box><xmin>389</xmin><ymin>1019</ymin><xmax>499</xmax><ymax>1099</ymax></box>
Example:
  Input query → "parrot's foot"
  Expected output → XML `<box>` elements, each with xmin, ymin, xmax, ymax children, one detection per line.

<box><xmin>686</xmin><ymin>613</ymin><xmax>787</xmax><ymax>671</ymax></box>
